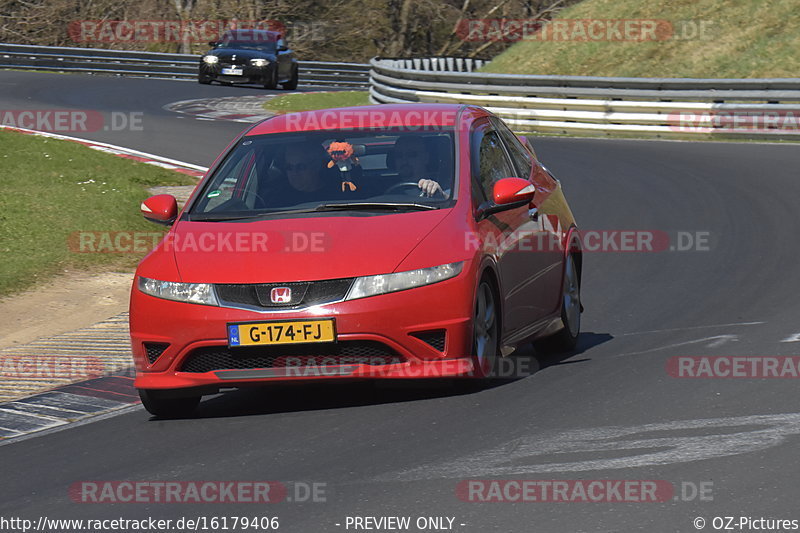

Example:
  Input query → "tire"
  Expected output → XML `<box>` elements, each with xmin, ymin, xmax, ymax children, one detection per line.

<box><xmin>263</xmin><ymin>67</ymin><xmax>278</xmax><ymax>90</ymax></box>
<box><xmin>470</xmin><ymin>279</ymin><xmax>500</xmax><ymax>379</ymax></box>
<box><xmin>139</xmin><ymin>389</ymin><xmax>200</xmax><ymax>418</ymax></box>
<box><xmin>198</xmin><ymin>76</ymin><xmax>212</xmax><ymax>85</ymax></box>
<box><xmin>540</xmin><ymin>254</ymin><xmax>581</xmax><ymax>353</ymax></box>
<box><xmin>282</xmin><ymin>65</ymin><xmax>299</xmax><ymax>90</ymax></box>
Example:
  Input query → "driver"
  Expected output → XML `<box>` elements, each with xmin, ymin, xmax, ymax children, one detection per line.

<box><xmin>393</xmin><ymin>135</ymin><xmax>451</xmax><ymax>199</ymax></box>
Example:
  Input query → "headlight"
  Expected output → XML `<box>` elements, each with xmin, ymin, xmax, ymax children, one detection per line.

<box><xmin>345</xmin><ymin>262</ymin><xmax>463</xmax><ymax>301</ymax></box>
<box><xmin>202</xmin><ymin>55</ymin><xmax>218</xmax><ymax>64</ymax></box>
<box><xmin>250</xmin><ymin>58</ymin><xmax>269</xmax><ymax>67</ymax></box>
<box><xmin>138</xmin><ymin>277</ymin><xmax>218</xmax><ymax>306</ymax></box>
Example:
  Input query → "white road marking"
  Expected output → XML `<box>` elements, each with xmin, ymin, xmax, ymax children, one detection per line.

<box><xmin>613</xmin><ymin>334</ymin><xmax>739</xmax><ymax>358</ymax></box>
<box><xmin>0</xmin><ymin>403</ymin><xmax>141</xmax><ymax>447</ymax></box>
<box><xmin>780</xmin><ymin>333</ymin><xmax>800</xmax><ymax>343</ymax></box>
<box><xmin>0</xmin><ymin>407</ymin><xmax>65</xmax><ymax>423</ymax></box>
<box><xmin>379</xmin><ymin>412</ymin><xmax>800</xmax><ymax>481</ymax></box>
<box><xmin>706</xmin><ymin>335</ymin><xmax>739</xmax><ymax>348</ymax></box>
<box><xmin>621</xmin><ymin>321</ymin><xmax>764</xmax><ymax>336</ymax></box>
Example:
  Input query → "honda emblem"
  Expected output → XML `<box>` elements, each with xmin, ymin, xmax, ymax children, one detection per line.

<box><xmin>270</xmin><ymin>287</ymin><xmax>292</xmax><ymax>304</ymax></box>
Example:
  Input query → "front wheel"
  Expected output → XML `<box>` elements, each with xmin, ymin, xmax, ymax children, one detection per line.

<box><xmin>470</xmin><ymin>280</ymin><xmax>500</xmax><ymax>379</ymax></box>
<box><xmin>282</xmin><ymin>64</ymin><xmax>299</xmax><ymax>90</ymax></box>
<box><xmin>139</xmin><ymin>389</ymin><xmax>200</xmax><ymax>418</ymax></box>
<box><xmin>263</xmin><ymin>67</ymin><xmax>278</xmax><ymax>90</ymax></box>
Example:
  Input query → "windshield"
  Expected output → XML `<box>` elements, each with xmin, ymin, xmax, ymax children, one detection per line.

<box><xmin>190</xmin><ymin>128</ymin><xmax>456</xmax><ymax>219</ymax></box>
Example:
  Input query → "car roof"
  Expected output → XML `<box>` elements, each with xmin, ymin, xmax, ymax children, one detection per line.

<box><xmin>223</xmin><ymin>29</ymin><xmax>281</xmax><ymax>41</ymax></box>
<box><xmin>246</xmin><ymin>103</ymin><xmax>490</xmax><ymax>136</ymax></box>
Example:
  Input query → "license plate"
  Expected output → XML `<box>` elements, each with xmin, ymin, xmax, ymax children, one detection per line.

<box><xmin>221</xmin><ymin>67</ymin><xmax>243</xmax><ymax>75</ymax></box>
<box><xmin>228</xmin><ymin>319</ymin><xmax>335</xmax><ymax>347</ymax></box>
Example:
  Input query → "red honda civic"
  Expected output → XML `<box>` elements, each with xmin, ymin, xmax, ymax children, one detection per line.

<box><xmin>130</xmin><ymin>104</ymin><xmax>582</xmax><ymax>417</ymax></box>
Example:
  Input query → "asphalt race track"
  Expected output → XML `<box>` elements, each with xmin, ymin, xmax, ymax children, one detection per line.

<box><xmin>0</xmin><ymin>71</ymin><xmax>268</xmax><ymax>165</ymax></box>
<box><xmin>2</xmin><ymin>71</ymin><xmax>800</xmax><ymax>532</ymax></box>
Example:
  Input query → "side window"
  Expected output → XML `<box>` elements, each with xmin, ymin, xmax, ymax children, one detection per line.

<box><xmin>471</xmin><ymin>125</ymin><xmax>515</xmax><ymax>203</ymax></box>
<box><xmin>492</xmin><ymin>118</ymin><xmax>533</xmax><ymax>179</ymax></box>
<box><xmin>194</xmin><ymin>147</ymin><xmax>255</xmax><ymax>212</ymax></box>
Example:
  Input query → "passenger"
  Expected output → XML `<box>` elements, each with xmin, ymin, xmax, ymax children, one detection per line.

<box><xmin>260</xmin><ymin>142</ymin><xmax>346</xmax><ymax>207</ymax></box>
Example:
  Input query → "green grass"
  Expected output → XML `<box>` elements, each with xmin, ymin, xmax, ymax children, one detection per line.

<box><xmin>483</xmin><ymin>0</ymin><xmax>800</xmax><ymax>77</ymax></box>
<box><xmin>0</xmin><ymin>130</ymin><xmax>196</xmax><ymax>296</ymax></box>
<box><xmin>263</xmin><ymin>91</ymin><xmax>370</xmax><ymax>113</ymax></box>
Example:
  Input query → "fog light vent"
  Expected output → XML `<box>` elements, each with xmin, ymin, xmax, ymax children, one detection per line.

<box><xmin>144</xmin><ymin>342</ymin><xmax>169</xmax><ymax>365</ymax></box>
<box><xmin>411</xmin><ymin>330</ymin><xmax>446</xmax><ymax>352</ymax></box>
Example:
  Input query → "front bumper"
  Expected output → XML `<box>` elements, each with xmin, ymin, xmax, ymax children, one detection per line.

<box><xmin>130</xmin><ymin>268</ymin><xmax>477</xmax><ymax>391</ymax></box>
<box><xmin>199</xmin><ymin>63</ymin><xmax>272</xmax><ymax>84</ymax></box>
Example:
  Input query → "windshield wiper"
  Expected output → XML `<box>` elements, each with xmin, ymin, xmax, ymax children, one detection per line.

<box><xmin>189</xmin><ymin>203</ymin><xmax>437</xmax><ymax>221</ymax></box>
<box><xmin>189</xmin><ymin>214</ymin><xmax>263</xmax><ymax>222</ymax></box>
<box><xmin>189</xmin><ymin>207</ymin><xmax>321</xmax><ymax>221</ymax></box>
<box><xmin>314</xmin><ymin>202</ymin><xmax>438</xmax><ymax>211</ymax></box>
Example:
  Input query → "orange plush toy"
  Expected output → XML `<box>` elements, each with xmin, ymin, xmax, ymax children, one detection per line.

<box><xmin>327</xmin><ymin>141</ymin><xmax>359</xmax><ymax>192</ymax></box>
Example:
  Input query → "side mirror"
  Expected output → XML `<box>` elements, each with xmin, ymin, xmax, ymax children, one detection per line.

<box><xmin>277</xmin><ymin>44</ymin><xmax>288</xmax><ymax>52</ymax></box>
<box><xmin>476</xmin><ymin>177</ymin><xmax>535</xmax><ymax>221</ymax></box>
<box><xmin>208</xmin><ymin>41</ymin><xmax>218</xmax><ymax>47</ymax></box>
<box><xmin>141</xmin><ymin>194</ymin><xmax>178</xmax><ymax>225</ymax></box>
<box><xmin>493</xmin><ymin>177</ymin><xmax>536</xmax><ymax>205</ymax></box>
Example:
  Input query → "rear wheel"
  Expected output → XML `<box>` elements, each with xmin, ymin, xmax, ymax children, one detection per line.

<box><xmin>198</xmin><ymin>75</ymin><xmax>212</xmax><ymax>85</ymax></box>
<box><xmin>540</xmin><ymin>255</ymin><xmax>581</xmax><ymax>352</ymax></box>
<box><xmin>139</xmin><ymin>389</ymin><xmax>200</xmax><ymax>418</ymax></box>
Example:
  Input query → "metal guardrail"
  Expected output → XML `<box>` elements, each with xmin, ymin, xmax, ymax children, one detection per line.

<box><xmin>369</xmin><ymin>57</ymin><xmax>800</xmax><ymax>139</ymax></box>
<box><xmin>0</xmin><ymin>43</ymin><xmax>370</xmax><ymax>89</ymax></box>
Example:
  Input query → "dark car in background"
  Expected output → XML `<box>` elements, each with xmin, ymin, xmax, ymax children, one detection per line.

<box><xmin>199</xmin><ymin>29</ymin><xmax>299</xmax><ymax>90</ymax></box>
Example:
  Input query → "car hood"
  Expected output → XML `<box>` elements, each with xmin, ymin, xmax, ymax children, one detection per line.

<box><xmin>170</xmin><ymin>210</ymin><xmax>453</xmax><ymax>283</ymax></box>
<box><xmin>209</xmin><ymin>49</ymin><xmax>276</xmax><ymax>62</ymax></box>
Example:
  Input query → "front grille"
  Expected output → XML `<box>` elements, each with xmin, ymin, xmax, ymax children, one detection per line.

<box><xmin>411</xmin><ymin>330</ymin><xmax>447</xmax><ymax>352</ymax></box>
<box><xmin>215</xmin><ymin>278</ymin><xmax>353</xmax><ymax>310</ymax></box>
<box><xmin>144</xmin><ymin>342</ymin><xmax>169</xmax><ymax>364</ymax></box>
<box><xmin>179</xmin><ymin>341</ymin><xmax>403</xmax><ymax>373</ymax></box>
